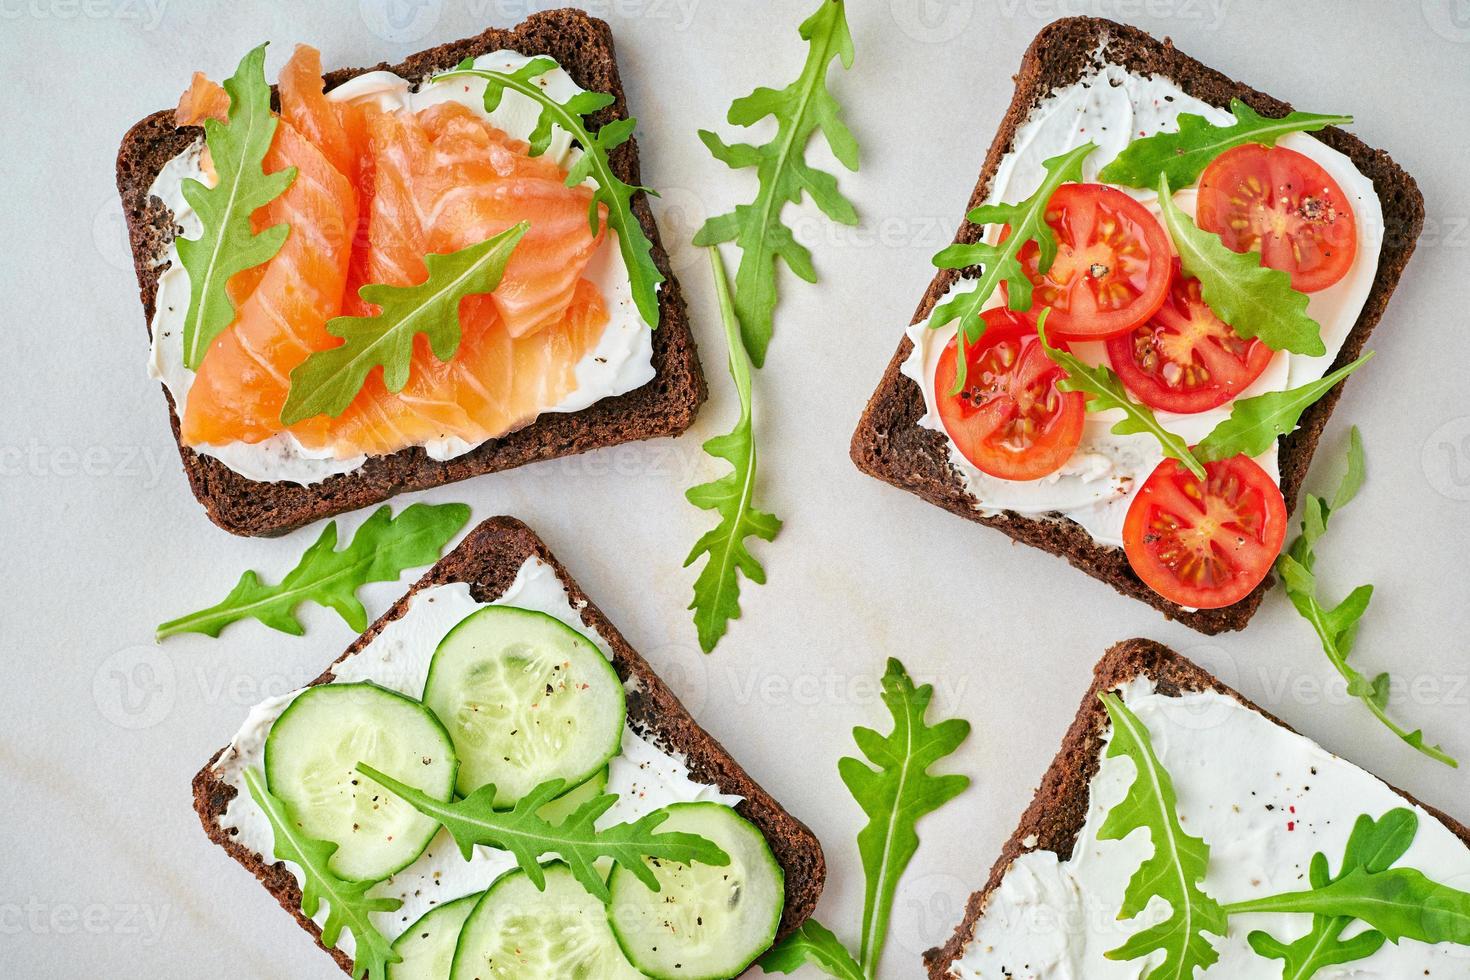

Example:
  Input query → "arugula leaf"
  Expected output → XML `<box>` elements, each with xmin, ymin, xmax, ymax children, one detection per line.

<box><xmin>1099</xmin><ymin>99</ymin><xmax>1351</xmax><ymax>189</ymax></box>
<box><xmin>156</xmin><ymin>503</ymin><xmax>470</xmax><ymax>639</ymax></box>
<box><xmin>1277</xmin><ymin>431</ymin><xmax>1457</xmax><ymax>767</ymax></box>
<box><xmin>757</xmin><ymin>920</ymin><xmax>865</xmax><ymax>980</ymax></box>
<box><xmin>1099</xmin><ymin>693</ymin><xmax>1228</xmax><ymax>979</ymax></box>
<box><xmin>1037</xmin><ymin>309</ymin><xmax>1206</xmax><ymax>480</ymax></box>
<box><xmin>355</xmin><ymin>766</ymin><xmax>727</xmax><ymax>904</ymax></box>
<box><xmin>280</xmin><ymin>224</ymin><xmax>526</xmax><ymax>424</ymax></box>
<box><xmin>437</xmin><ymin>57</ymin><xmax>664</xmax><ymax>330</ymax></box>
<box><xmin>1230</xmin><ymin>866</ymin><xmax>1470</xmax><ymax>946</ymax></box>
<box><xmin>177</xmin><ymin>43</ymin><xmax>297</xmax><ymax>370</ymax></box>
<box><xmin>838</xmin><ymin>658</ymin><xmax>971</xmax><ymax>975</ymax></box>
<box><xmin>243</xmin><ymin>769</ymin><xmax>401</xmax><ymax>980</ymax></box>
<box><xmin>1196</xmin><ymin>354</ymin><xmax>1373</xmax><ymax>462</ymax></box>
<box><xmin>1158</xmin><ymin>174</ymin><xmax>1324</xmax><ymax>356</ymax></box>
<box><xmin>929</xmin><ymin>143</ymin><xmax>1094</xmax><ymax>390</ymax></box>
<box><xmin>685</xmin><ymin>247</ymin><xmax>782</xmax><ymax>652</ymax></box>
<box><xmin>1246</xmin><ymin>809</ymin><xmax>1415</xmax><ymax>980</ymax></box>
<box><xmin>693</xmin><ymin>0</ymin><xmax>858</xmax><ymax>367</ymax></box>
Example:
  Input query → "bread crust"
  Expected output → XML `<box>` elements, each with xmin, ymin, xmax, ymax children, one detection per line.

<box><xmin>849</xmin><ymin>16</ymin><xmax>1425</xmax><ymax>634</ymax></box>
<box><xmin>117</xmin><ymin>8</ymin><xmax>705</xmax><ymax>537</ymax></box>
<box><xmin>192</xmin><ymin>515</ymin><xmax>826</xmax><ymax>976</ymax></box>
<box><xmin>922</xmin><ymin>637</ymin><xmax>1470</xmax><ymax>978</ymax></box>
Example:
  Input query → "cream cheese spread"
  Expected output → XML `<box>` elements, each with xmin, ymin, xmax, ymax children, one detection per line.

<box><xmin>146</xmin><ymin>51</ymin><xmax>656</xmax><ymax>485</ymax></box>
<box><xmin>209</xmin><ymin>556</ymin><xmax>741</xmax><ymax>956</ymax></box>
<box><xmin>900</xmin><ymin>63</ymin><xmax>1383</xmax><ymax>548</ymax></box>
<box><xmin>950</xmin><ymin>677</ymin><xmax>1470</xmax><ymax>978</ymax></box>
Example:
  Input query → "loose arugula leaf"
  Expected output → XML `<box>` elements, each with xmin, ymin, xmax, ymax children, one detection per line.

<box><xmin>1099</xmin><ymin>693</ymin><xmax>1228</xmax><ymax>979</ymax></box>
<box><xmin>685</xmin><ymin>247</ymin><xmax>782</xmax><ymax>652</ymax></box>
<box><xmin>1229</xmin><ymin>868</ymin><xmax>1470</xmax><ymax>946</ymax></box>
<box><xmin>838</xmin><ymin>658</ymin><xmax>971</xmax><ymax>975</ymax></box>
<box><xmin>436</xmin><ymin>57</ymin><xmax>664</xmax><ymax>329</ymax></box>
<box><xmin>178</xmin><ymin>43</ymin><xmax>297</xmax><ymax>370</ymax></box>
<box><xmin>1158</xmin><ymin>174</ymin><xmax>1324</xmax><ymax>356</ymax></box>
<box><xmin>692</xmin><ymin>0</ymin><xmax>857</xmax><ymax>366</ymax></box>
<box><xmin>281</xmin><ymin>224</ymin><xmax>526</xmax><ymax>424</ymax></box>
<box><xmin>757</xmin><ymin>920</ymin><xmax>865</xmax><ymax>980</ymax></box>
<box><xmin>1099</xmin><ymin>99</ymin><xmax>1352</xmax><ymax>189</ymax></box>
<box><xmin>1246</xmin><ymin>809</ymin><xmax>1415</xmax><ymax>980</ymax></box>
<box><xmin>1037</xmin><ymin>309</ymin><xmax>1206</xmax><ymax>480</ymax></box>
<box><xmin>929</xmin><ymin>143</ymin><xmax>1094</xmax><ymax>391</ymax></box>
<box><xmin>1196</xmin><ymin>354</ymin><xmax>1372</xmax><ymax>462</ymax></box>
<box><xmin>355</xmin><ymin>766</ymin><xmax>728</xmax><ymax>904</ymax></box>
<box><xmin>243</xmin><ymin>769</ymin><xmax>401</xmax><ymax>980</ymax></box>
<box><xmin>1277</xmin><ymin>431</ymin><xmax>1457</xmax><ymax>767</ymax></box>
<box><xmin>156</xmin><ymin>503</ymin><xmax>470</xmax><ymax>639</ymax></box>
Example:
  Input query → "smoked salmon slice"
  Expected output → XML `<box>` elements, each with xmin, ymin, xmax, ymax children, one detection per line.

<box><xmin>170</xmin><ymin>46</ymin><xmax>613</xmax><ymax>460</ymax></box>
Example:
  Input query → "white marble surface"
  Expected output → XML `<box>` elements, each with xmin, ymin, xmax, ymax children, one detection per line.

<box><xmin>3</xmin><ymin>1</ymin><xmax>1470</xmax><ymax>977</ymax></box>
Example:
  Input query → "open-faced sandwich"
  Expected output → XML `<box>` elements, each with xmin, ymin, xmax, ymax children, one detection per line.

<box><xmin>117</xmin><ymin>10</ymin><xmax>701</xmax><ymax>537</ymax></box>
<box><xmin>852</xmin><ymin>17</ymin><xmax>1424</xmax><ymax>633</ymax></box>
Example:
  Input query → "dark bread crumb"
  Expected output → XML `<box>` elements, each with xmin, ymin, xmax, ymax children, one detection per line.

<box><xmin>192</xmin><ymin>516</ymin><xmax>826</xmax><ymax>976</ymax></box>
<box><xmin>116</xmin><ymin>9</ymin><xmax>704</xmax><ymax>538</ymax></box>
<box><xmin>849</xmin><ymin>16</ymin><xmax>1424</xmax><ymax>635</ymax></box>
<box><xmin>923</xmin><ymin>637</ymin><xmax>1470</xmax><ymax>978</ymax></box>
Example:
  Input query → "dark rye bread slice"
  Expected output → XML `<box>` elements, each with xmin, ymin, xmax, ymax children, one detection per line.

<box><xmin>117</xmin><ymin>9</ymin><xmax>704</xmax><ymax>538</ymax></box>
<box><xmin>850</xmin><ymin>16</ymin><xmax>1424</xmax><ymax>635</ymax></box>
<box><xmin>192</xmin><ymin>515</ymin><xmax>825</xmax><ymax>976</ymax></box>
<box><xmin>923</xmin><ymin>638</ymin><xmax>1470</xmax><ymax>978</ymax></box>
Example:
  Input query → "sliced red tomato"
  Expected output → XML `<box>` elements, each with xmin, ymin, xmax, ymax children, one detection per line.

<box><xmin>1001</xmin><ymin>183</ymin><xmax>1172</xmax><ymax>340</ymax></box>
<box><xmin>1106</xmin><ymin>263</ymin><xmax>1275</xmax><ymax>414</ymax></box>
<box><xmin>1196</xmin><ymin>143</ymin><xmax>1357</xmax><ymax>293</ymax></box>
<box><xmin>1123</xmin><ymin>454</ymin><xmax>1288</xmax><ymax>609</ymax></box>
<box><xmin>934</xmin><ymin>307</ymin><xmax>1086</xmax><ymax>481</ymax></box>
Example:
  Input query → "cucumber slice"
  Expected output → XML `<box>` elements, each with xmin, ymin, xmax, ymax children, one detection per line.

<box><xmin>388</xmin><ymin>892</ymin><xmax>481</xmax><ymax>980</ymax></box>
<box><xmin>537</xmin><ymin>766</ymin><xmax>609</xmax><ymax>825</ymax></box>
<box><xmin>264</xmin><ymin>683</ymin><xmax>456</xmax><ymax>881</ymax></box>
<box><xmin>423</xmin><ymin>605</ymin><xmax>625</xmax><ymax>808</ymax></box>
<box><xmin>450</xmin><ymin>863</ymin><xmax>643</xmax><ymax>980</ymax></box>
<box><xmin>608</xmin><ymin>803</ymin><xmax>784</xmax><ymax>980</ymax></box>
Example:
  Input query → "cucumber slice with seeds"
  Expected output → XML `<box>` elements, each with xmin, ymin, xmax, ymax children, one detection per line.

<box><xmin>388</xmin><ymin>891</ymin><xmax>482</xmax><ymax>980</ymax></box>
<box><xmin>423</xmin><ymin>606</ymin><xmax>625</xmax><ymax>808</ymax></box>
<box><xmin>608</xmin><ymin>803</ymin><xmax>784</xmax><ymax>980</ymax></box>
<box><xmin>264</xmin><ymin>683</ymin><xmax>456</xmax><ymax>881</ymax></box>
<box><xmin>450</xmin><ymin>863</ymin><xmax>644</xmax><ymax>980</ymax></box>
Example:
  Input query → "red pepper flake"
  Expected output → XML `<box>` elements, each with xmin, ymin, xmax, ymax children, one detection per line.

<box><xmin>1287</xmin><ymin>821</ymin><xmax>1296</xmax><ymax>832</ymax></box>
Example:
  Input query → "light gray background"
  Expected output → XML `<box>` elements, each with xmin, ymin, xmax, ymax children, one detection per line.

<box><xmin>3</xmin><ymin>0</ymin><xmax>1469</xmax><ymax>976</ymax></box>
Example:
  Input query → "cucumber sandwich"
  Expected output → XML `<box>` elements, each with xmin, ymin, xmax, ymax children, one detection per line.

<box><xmin>194</xmin><ymin>517</ymin><xmax>823</xmax><ymax>978</ymax></box>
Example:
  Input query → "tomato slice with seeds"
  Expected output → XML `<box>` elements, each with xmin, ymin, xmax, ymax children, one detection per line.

<box><xmin>1122</xmin><ymin>454</ymin><xmax>1288</xmax><ymax>609</ymax></box>
<box><xmin>934</xmin><ymin>307</ymin><xmax>1086</xmax><ymax>481</ymax></box>
<box><xmin>1001</xmin><ymin>183</ymin><xmax>1172</xmax><ymax>340</ymax></box>
<box><xmin>1106</xmin><ymin>263</ymin><xmax>1275</xmax><ymax>414</ymax></box>
<box><xmin>1196</xmin><ymin>143</ymin><xmax>1357</xmax><ymax>293</ymax></box>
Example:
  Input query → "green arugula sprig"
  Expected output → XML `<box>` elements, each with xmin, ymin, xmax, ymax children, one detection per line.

<box><xmin>177</xmin><ymin>43</ymin><xmax>296</xmax><ymax>370</ymax></box>
<box><xmin>281</xmin><ymin>224</ymin><xmax>526</xmax><ymax>424</ymax></box>
<box><xmin>760</xmin><ymin>660</ymin><xmax>971</xmax><ymax>979</ymax></box>
<box><xmin>1196</xmin><ymin>354</ymin><xmax>1372</xmax><ymax>462</ymax></box>
<box><xmin>354</xmin><ymin>766</ymin><xmax>729</xmax><ymax>904</ymax></box>
<box><xmin>1158</xmin><ymin>174</ymin><xmax>1324</xmax><ymax>356</ymax></box>
<box><xmin>436</xmin><ymin>56</ymin><xmax>664</xmax><ymax>329</ymax></box>
<box><xmin>1100</xmin><ymin>99</ymin><xmax>1351</xmax><ymax>189</ymax></box>
<box><xmin>244</xmin><ymin>769</ymin><xmax>401</xmax><ymax>980</ymax></box>
<box><xmin>693</xmin><ymin>0</ymin><xmax>858</xmax><ymax>367</ymax></box>
<box><xmin>1277</xmin><ymin>430</ymin><xmax>1457</xmax><ymax>767</ymax></box>
<box><xmin>929</xmin><ymin>144</ymin><xmax>1094</xmax><ymax>391</ymax></box>
<box><xmin>1036</xmin><ymin>309</ymin><xmax>1206</xmax><ymax>480</ymax></box>
<box><xmin>1099</xmin><ymin>693</ymin><xmax>1228</xmax><ymax>978</ymax></box>
<box><xmin>685</xmin><ymin>247</ymin><xmax>782</xmax><ymax>653</ymax></box>
<box><xmin>1245</xmin><ymin>809</ymin><xmax>1412</xmax><ymax>977</ymax></box>
<box><xmin>156</xmin><ymin>503</ymin><xmax>469</xmax><ymax>639</ymax></box>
